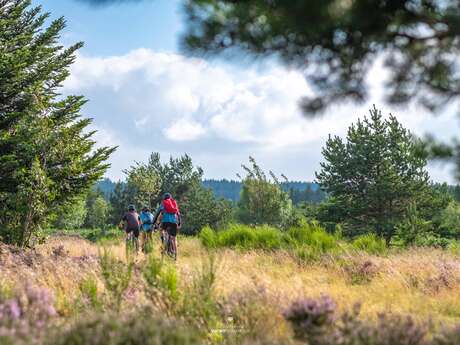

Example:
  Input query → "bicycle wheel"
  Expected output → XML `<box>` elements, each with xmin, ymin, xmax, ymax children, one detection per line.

<box><xmin>167</xmin><ymin>236</ymin><xmax>176</xmax><ymax>260</ymax></box>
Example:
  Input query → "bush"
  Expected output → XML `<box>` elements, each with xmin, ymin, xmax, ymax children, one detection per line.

<box><xmin>284</xmin><ymin>295</ymin><xmax>428</xmax><ymax>345</ymax></box>
<box><xmin>352</xmin><ymin>233</ymin><xmax>387</xmax><ymax>255</ymax></box>
<box><xmin>199</xmin><ymin>226</ymin><xmax>218</xmax><ymax>249</ymax></box>
<box><xmin>200</xmin><ymin>223</ymin><xmax>340</xmax><ymax>259</ymax></box>
<box><xmin>285</xmin><ymin>222</ymin><xmax>338</xmax><ymax>254</ymax></box>
<box><xmin>283</xmin><ymin>295</ymin><xmax>336</xmax><ymax>342</ymax></box>
<box><xmin>209</xmin><ymin>224</ymin><xmax>283</xmax><ymax>250</ymax></box>
<box><xmin>342</xmin><ymin>258</ymin><xmax>379</xmax><ymax>285</ymax></box>
<box><xmin>47</xmin><ymin>309</ymin><xmax>201</xmax><ymax>345</ymax></box>
<box><xmin>0</xmin><ymin>286</ymin><xmax>57</xmax><ymax>344</ymax></box>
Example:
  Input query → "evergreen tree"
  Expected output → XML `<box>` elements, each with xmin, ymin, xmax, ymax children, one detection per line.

<box><xmin>108</xmin><ymin>182</ymin><xmax>135</xmax><ymax>225</ymax></box>
<box><xmin>316</xmin><ymin>106</ymin><xmax>432</xmax><ymax>242</ymax></box>
<box><xmin>0</xmin><ymin>0</ymin><xmax>114</xmax><ymax>246</ymax></box>
<box><xmin>180</xmin><ymin>185</ymin><xmax>234</xmax><ymax>235</ymax></box>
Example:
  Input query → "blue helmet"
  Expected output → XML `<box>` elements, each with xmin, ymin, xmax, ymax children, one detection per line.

<box><xmin>163</xmin><ymin>193</ymin><xmax>172</xmax><ymax>200</ymax></box>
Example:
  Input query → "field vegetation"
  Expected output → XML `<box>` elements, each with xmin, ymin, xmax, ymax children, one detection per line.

<box><xmin>2</xmin><ymin>233</ymin><xmax>460</xmax><ymax>344</ymax></box>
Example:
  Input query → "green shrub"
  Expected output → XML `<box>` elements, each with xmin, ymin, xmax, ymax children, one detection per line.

<box><xmin>78</xmin><ymin>276</ymin><xmax>102</xmax><ymax>311</ymax></box>
<box><xmin>285</xmin><ymin>222</ymin><xmax>338</xmax><ymax>254</ymax></box>
<box><xmin>352</xmin><ymin>233</ymin><xmax>387</xmax><ymax>255</ymax></box>
<box><xmin>447</xmin><ymin>241</ymin><xmax>460</xmax><ymax>255</ymax></box>
<box><xmin>199</xmin><ymin>226</ymin><xmax>218</xmax><ymax>249</ymax></box>
<box><xmin>142</xmin><ymin>255</ymin><xmax>179</xmax><ymax>302</ymax></box>
<box><xmin>216</xmin><ymin>224</ymin><xmax>282</xmax><ymax>250</ymax></box>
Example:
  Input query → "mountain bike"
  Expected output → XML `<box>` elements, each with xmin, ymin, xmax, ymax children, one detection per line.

<box><xmin>160</xmin><ymin>227</ymin><xmax>177</xmax><ymax>260</ymax></box>
<box><xmin>125</xmin><ymin>230</ymin><xmax>139</xmax><ymax>255</ymax></box>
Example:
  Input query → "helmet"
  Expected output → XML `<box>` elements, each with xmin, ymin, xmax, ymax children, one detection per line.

<box><xmin>142</xmin><ymin>206</ymin><xmax>149</xmax><ymax>212</ymax></box>
<box><xmin>128</xmin><ymin>204</ymin><xmax>136</xmax><ymax>211</ymax></box>
<box><xmin>163</xmin><ymin>193</ymin><xmax>172</xmax><ymax>200</ymax></box>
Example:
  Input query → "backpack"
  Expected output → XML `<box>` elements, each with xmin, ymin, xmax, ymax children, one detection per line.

<box><xmin>125</xmin><ymin>211</ymin><xmax>140</xmax><ymax>230</ymax></box>
<box><xmin>142</xmin><ymin>212</ymin><xmax>154</xmax><ymax>225</ymax></box>
<box><xmin>162</xmin><ymin>198</ymin><xmax>178</xmax><ymax>214</ymax></box>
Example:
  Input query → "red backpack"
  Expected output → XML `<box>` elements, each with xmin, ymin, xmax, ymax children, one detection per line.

<box><xmin>162</xmin><ymin>198</ymin><xmax>179</xmax><ymax>214</ymax></box>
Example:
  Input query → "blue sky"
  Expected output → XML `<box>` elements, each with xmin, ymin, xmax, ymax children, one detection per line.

<box><xmin>32</xmin><ymin>0</ymin><xmax>459</xmax><ymax>183</ymax></box>
<box><xmin>33</xmin><ymin>0</ymin><xmax>183</xmax><ymax>55</ymax></box>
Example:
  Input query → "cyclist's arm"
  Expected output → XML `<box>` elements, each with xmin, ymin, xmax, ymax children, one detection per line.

<box><xmin>119</xmin><ymin>214</ymin><xmax>127</xmax><ymax>229</ymax></box>
<box><xmin>152</xmin><ymin>206</ymin><xmax>162</xmax><ymax>224</ymax></box>
<box><xmin>177</xmin><ymin>212</ymin><xmax>182</xmax><ymax>228</ymax></box>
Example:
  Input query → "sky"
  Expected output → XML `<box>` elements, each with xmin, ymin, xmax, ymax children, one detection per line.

<box><xmin>32</xmin><ymin>0</ymin><xmax>460</xmax><ymax>183</ymax></box>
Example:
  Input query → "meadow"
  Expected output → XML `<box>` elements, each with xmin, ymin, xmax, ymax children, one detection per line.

<box><xmin>2</xmin><ymin>227</ymin><xmax>460</xmax><ymax>344</ymax></box>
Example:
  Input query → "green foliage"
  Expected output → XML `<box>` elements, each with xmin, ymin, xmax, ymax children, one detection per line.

<box><xmin>352</xmin><ymin>234</ymin><xmax>387</xmax><ymax>255</ymax></box>
<box><xmin>200</xmin><ymin>222</ymin><xmax>339</xmax><ymax>260</ymax></box>
<box><xmin>238</xmin><ymin>157</ymin><xmax>293</xmax><ymax>228</ymax></box>
<box><xmin>78</xmin><ymin>276</ymin><xmax>102</xmax><ymax>311</ymax></box>
<box><xmin>148</xmin><ymin>152</ymin><xmax>203</xmax><ymax>205</ymax></box>
<box><xmin>142</xmin><ymin>254</ymin><xmax>179</xmax><ymax>302</ymax></box>
<box><xmin>213</xmin><ymin>224</ymin><xmax>283</xmax><ymax>250</ymax></box>
<box><xmin>52</xmin><ymin>196</ymin><xmax>87</xmax><ymax>230</ymax></box>
<box><xmin>99</xmin><ymin>248</ymin><xmax>133</xmax><ymax>311</ymax></box>
<box><xmin>437</xmin><ymin>202</ymin><xmax>460</xmax><ymax>239</ymax></box>
<box><xmin>285</xmin><ymin>222</ymin><xmax>338</xmax><ymax>256</ymax></box>
<box><xmin>317</xmin><ymin>107</ymin><xmax>433</xmax><ymax>242</ymax></box>
<box><xmin>0</xmin><ymin>0</ymin><xmax>114</xmax><ymax>247</ymax></box>
<box><xmin>199</xmin><ymin>226</ymin><xmax>218</xmax><ymax>249</ymax></box>
<box><xmin>108</xmin><ymin>182</ymin><xmax>135</xmax><ymax>225</ymax></box>
<box><xmin>84</xmin><ymin>189</ymin><xmax>109</xmax><ymax>229</ymax></box>
<box><xmin>395</xmin><ymin>202</ymin><xmax>434</xmax><ymax>246</ymax></box>
<box><xmin>123</xmin><ymin>155</ymin><xmax>161</xmax><ymax>209</ymax></box>
<box><xmin>180</xmin><ymin>185</ymin><xmax>235</xmax><ymax>235</ymax></box>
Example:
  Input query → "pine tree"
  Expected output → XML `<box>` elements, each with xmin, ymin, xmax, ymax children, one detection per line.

<box><xmin>316</xmin><ymin>106</ymin><xmax>431</xmax><ymax>242</ymax></box>
<box><xmin>0</xmin><ymin>0</ymin><xmax>115</xmax><ymax>246</ymax></box>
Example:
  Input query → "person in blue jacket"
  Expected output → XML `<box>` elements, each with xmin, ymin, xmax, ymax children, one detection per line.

<box><xmin>139</xmin><ymin>206</ymin><xmax>154</xmax><ymax>253</ymax></box>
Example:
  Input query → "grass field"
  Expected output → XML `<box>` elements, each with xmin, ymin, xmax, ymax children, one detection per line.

<box><xmin>2</xmin><ymin>233</ymin><xmax>460</xmax><ymax>328</ymax></box>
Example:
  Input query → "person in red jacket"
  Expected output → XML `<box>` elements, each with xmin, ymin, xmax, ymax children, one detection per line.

<box><xmin>153</xmin><ymin>193</ymin><xmax>181</xmax><ymax>258</ymax></box>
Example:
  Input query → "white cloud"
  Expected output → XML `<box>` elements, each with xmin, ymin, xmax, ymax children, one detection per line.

<box><xmin>64</xmin><ymin>49</ymin><xmax>460</xmax><ymax>183</ymax></box>
<box><xmin>164</xmin><ymin>118</ymin><xmax>206</xmax><ymax>141</ymax></box>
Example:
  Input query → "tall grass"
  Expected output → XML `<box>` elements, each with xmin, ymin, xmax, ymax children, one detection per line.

<box><xmin>352</xmin><ymin>233</ymin><xmax>387</xmax><ymax>255</ymax></box>
<box><xmin>200</xmin><ymin>222</ymin><xmax>339</xmax><ymax>261</ymax></box>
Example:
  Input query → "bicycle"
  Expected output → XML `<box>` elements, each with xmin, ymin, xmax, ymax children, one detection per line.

<box><xmin>125</xmin><ymin>230</ymin><xmax>139</xmax><ymax>255</ymax></box>
<box><xmin>160</xmin><ymin>226</ymin><xmax>177</xmax><ymax>260</ymax></box>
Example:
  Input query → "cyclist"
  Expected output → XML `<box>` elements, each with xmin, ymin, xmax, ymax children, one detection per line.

<box><xmin>120</xmin><ymin>204</ymin><xmax>141</xmax><ymax>252</ymax></box>
<box><xmin>139</xmin><ymin>206</ymin><xmax>154</xmax><ymax>253</ymax></box>
<box><xmin>153</xmin><ymin>193</ymin><xmax>181</xmax><ymax>259</ymax></box>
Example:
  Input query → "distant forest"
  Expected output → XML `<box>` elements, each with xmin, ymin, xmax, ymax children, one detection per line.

<box><xmin>96</xmin><ymin>178</ymin><xmax>326</xmax><ymax>204</ymax></box>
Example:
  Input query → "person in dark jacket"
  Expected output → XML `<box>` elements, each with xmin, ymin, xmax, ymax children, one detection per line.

<box><xmin>120</xmin><ymin>204</ymin><xmax>141</xmax><ymax>241</ymax></box>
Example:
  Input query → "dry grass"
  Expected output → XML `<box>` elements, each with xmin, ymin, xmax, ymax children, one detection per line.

<box><xmin>2</xmin><ymin>235</ymin><xmax>460</xmax><ymax>326</ymax></box>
